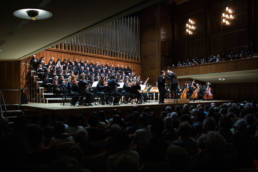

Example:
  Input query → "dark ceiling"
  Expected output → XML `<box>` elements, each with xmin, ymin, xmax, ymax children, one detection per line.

<box><xmin>0</xmin><ymin>0</ymin><xmax>165</xmax><ymax>60</ymax></box>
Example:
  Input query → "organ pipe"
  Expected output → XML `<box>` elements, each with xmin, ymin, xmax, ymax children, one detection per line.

<box><xmin>57</xmin><ymin>16</ymin><xmax>140</xmax><ymax>62</ymax></box>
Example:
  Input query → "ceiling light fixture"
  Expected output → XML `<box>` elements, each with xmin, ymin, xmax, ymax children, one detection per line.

<box><xmin>185</xmin><ymin>18</ymin><xmax>196</xmax><ymax>36</ymax></box>
<box><xmin>13</xmin><ymin>8</ymin><xmax>52</xmax><ymax>21</ymax></box>
<box><xmin>221</xmin><ymin>6</ymin><xmax>234</xmax><ymax>26</ymax></box>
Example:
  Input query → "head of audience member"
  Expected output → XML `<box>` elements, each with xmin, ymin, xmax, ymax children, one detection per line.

<box><xmin>166</xmin><ymin>144</ymin><xmax>190</xmax><ymax>172</ymax></box>
<box><xmin>106</xmin><ymin>150</ymin><xmax>140</xmax><ymax>172</ymax></box>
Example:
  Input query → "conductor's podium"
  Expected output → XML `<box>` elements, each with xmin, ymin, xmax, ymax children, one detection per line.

<box><xmin>164</xmin><ymin>98</ymin><xmax>190</xmax><ymax>104</ymax></box>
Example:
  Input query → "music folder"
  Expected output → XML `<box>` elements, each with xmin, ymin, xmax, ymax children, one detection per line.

<box><xmin>92</xmin><ymin>81</ymin><xmax>98</xmax><ymax>88</ymax></box>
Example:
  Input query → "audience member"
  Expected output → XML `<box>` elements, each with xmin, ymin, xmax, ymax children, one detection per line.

<box><xmin>0</xmin><ymin>101</ymin><xmax>257</xmax><ymax>172</ymax></box>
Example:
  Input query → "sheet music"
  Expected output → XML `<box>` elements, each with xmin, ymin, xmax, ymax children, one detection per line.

<box><xmin>92</xmin><ymin>81</ymin><xmax>98</xmax><ymax>88</ymax></box>
<box><xmin>140</xmin><ymin>84</ymin><xmax>146</xmax><ymax>91</ymax></box>
<box><xmin>118</xmin><ymin>82</ymin><xmax>124</xmax><ymax>88</ymax></box>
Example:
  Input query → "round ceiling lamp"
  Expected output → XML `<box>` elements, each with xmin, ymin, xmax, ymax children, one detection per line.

<box><xmin>13</xmin><ymin>8</ymin><xmax>52</xmax><ymax>21</ymax></box>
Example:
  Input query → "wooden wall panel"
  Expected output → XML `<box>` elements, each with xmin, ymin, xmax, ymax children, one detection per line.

<box><xmin>214</xmin><ymin>83</ymin><xmax>258</xmax><ymax>100</ymax></box>
<box><xmin>140</xmin><ymin>3</ymin><xmax>174</xmax><ymax>84</ymax></box>
<box><xmin>171</xmin><ymin>0</ymin><xmax>251</xmax><ymax>65</ymax></box>
<box><xmin>0</xmin><ymin>61</ymin><xmax>21</xmax><ymax>104</ymax></box>
<box><xmin>160</xmin><ymin>3</ymin><xmax>173</xmax><ymax>68</ymax></box>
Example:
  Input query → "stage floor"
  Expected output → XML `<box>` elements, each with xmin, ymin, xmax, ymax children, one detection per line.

<box><xmin>22</xmin><ymin>100</ymin><xmax>230</xmax><ymax>110</ymax></box>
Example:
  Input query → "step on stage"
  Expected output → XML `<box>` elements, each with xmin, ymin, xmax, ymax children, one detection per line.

<box><xmin>22</xmin><ymin>99</ymin><xmax>230</xmax><ymax>117</ymax></box>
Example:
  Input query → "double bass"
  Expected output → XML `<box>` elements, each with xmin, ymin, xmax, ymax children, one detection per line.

<box><xmin>204</xmin><ymin>82</ymin><xmax>213</xmax><ymax>100</ymax></box>
<box><xmin>190</xmin><ymin>83</ymin><xmax>200</xmax><ymax>100</ymax></box>
<box><xmin>180</xmin><ymin>83</ymin><xmax>190</xmax><ymax>99</ymax></box>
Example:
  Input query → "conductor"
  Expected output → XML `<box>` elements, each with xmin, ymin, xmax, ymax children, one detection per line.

<box><xmin>167</xmin><ymin>69</ymin><xmax>178</xmax><ymax>99</ymax></box>
<box><xmin>158</xmin><ymin>70</ymin><xmax>166</xmax><ymax>104</ymax></box>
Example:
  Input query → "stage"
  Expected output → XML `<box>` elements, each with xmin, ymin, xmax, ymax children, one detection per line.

<box><xmin>22</xmin><ymin>99</ymin><xmax>230</xmax><ymax>110</ymax></box>
<box><xmin>19</xmin><ymin>99</ymin><xmax>231</xmax><ymax>120</ymax></box>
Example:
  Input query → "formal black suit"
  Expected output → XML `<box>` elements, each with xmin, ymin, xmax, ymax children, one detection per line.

<box><xmin>107</xmin><ymin>79</ymin><xmax>121</xmax><ymax>104</ymax></box>
<box><xmin>30</xmin><ymin>57</ymin><xmax>38</xmax><ymax>71</ymax></box>
<box><xmin>167</xmin><ymin>72</ymin><xmax>178</xmax><ymax>98</ymax></box>
<box><xmin>158</xmin><ymin>74</ymin><xmax>166</xmax><ymax>103</ymax></box>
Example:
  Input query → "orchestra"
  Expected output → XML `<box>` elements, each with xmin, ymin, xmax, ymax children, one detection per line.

<box><xmin>31</xmin><ymin>56</ymin><xmax>148</xmax><ymax>106</ymax></box>
<box><xmin>31</xmin><ymin>56</ymin><xmax>214</xmax><ymax>106</ymax></box>
<box><xmin>157</xmin><ymin>70</ymin><xmax>214</xmax><ymax>102</ymax></box>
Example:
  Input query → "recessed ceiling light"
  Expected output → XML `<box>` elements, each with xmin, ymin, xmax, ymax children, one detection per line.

<box><xmin>13</xmin><ymin>8</ymin><xmax>52</xmax><ymax>20</ymax></box>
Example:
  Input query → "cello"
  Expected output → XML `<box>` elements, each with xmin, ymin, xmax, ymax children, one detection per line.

<box><xmin>204</xmin><ymin>82</ymin><xmax>213</xmax><ymax>100</ymax></box>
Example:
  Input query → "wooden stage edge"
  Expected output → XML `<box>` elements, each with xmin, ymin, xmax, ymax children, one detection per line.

<box><xmin>22</xmin><ymin>100</ymin><xmax>231</xmax><ymax>112</ymax></box>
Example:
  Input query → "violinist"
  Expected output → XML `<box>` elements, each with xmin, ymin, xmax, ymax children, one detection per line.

<box><xmin>96</xmin><ymin>77</ymin><xmax>108</xmax><ymax>105</ymax></box>
<box><xmin>107</xmin><ymin>75</ymin><xmax>121</xmax><ymax>105</ymax></box>
<box><xmin>141</xmin><ymin>77</ymin><xmax>150</xmax><ymax>102</ymax></box>
<box><xmin>129</xmin><ymin>80</ymin><xmax>142</xmax><ymax>104</ymax></box>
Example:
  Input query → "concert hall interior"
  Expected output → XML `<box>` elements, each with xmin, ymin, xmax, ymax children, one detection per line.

<box><xmin>1</xmin><ymin>0</ymin><xmax>258</xmax><ymax>171</ymax></box>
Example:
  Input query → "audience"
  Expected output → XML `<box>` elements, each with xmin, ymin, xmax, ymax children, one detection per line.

<box><xmin>171</xmin><ymin>48</ymin><xmax>255</xmax><ymax>68</ymax></box>
<box><xmin>0</xmin><ymin>101</ymin><xmax>257</xmax><ymax>171</ymax></box>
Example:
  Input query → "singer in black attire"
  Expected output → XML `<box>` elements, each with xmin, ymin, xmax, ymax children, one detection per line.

<box><xmin>158</xmin><ymin>70</ymin><xmax>166</xmax><ymax>104</ymax></box>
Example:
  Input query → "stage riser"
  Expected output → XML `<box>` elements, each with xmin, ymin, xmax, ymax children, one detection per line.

<box><xmin>21</xmin><ymin>100</ymin><xmax>230</xmax><ymax>122</ymax></box>
<box><xmin>164</xmin><ymin>99</ymin><xmax>190</xmax><ymax>104</ymax></box>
